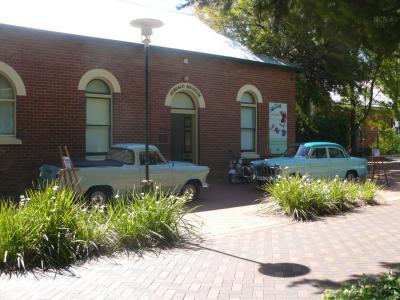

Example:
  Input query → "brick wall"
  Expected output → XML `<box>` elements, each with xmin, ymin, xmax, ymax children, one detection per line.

<box><xmin>0</xmin><ymin>24</ymin><xmax>297</xmax><ymax>195</ymax></box>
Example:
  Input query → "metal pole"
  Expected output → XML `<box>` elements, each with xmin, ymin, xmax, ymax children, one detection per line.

<box><xmin>145</xmin><ymin>43</ymin><xmax>149</xmax><ymax>181</ymax></box>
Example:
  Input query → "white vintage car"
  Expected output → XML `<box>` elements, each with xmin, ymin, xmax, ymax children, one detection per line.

<box><xmin>39</xmin><ymin>144</ymin><xmax>209</xmax><ymax>201</ymax></box>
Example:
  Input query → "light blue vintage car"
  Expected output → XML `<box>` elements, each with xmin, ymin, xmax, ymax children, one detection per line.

<box><xmin>252</xmin><ymin>142</ymin><xmax>368</xmax><ymax>184</ymax></box>
<box><xmin>39</xmin><ymin>144</ymin><xmax>209</xmax><ymax>201</ymax></box>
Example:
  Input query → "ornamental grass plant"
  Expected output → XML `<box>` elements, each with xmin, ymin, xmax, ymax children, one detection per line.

<box><xmin>0</xmin><ymin>184</ymin><xmax>197</xmax><ymax>274</ymax></box>
<box><xmin>261</xmin><ymin>175</ymin><xmax>379</xmax><ymax>221</ymax></box>
<box><xmin>107</xmin><ymin>189</ymin><xmax>198</xmax><ymax>250</ymax></box>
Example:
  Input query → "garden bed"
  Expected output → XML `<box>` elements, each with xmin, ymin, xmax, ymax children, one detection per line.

<box><xmin>0</xmin><ymin>185</ymin><xmax>197</xmax><ymax>274</ymax></box>
<box><xmin>260</xmin><ymin>175</ymin><xmax>380</xmax><ymax>220</ymax></box>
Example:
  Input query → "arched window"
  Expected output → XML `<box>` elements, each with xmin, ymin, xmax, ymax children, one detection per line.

<box><xmin>240</xmin><ymin>92</ymin><xmax>257</xmax><ymax>152</ymax></box>
<box><xmin>85</xmin><ymin>79</ymin><xmax>112</xmax><ymax>156</ymax></box>
<box><xmin>0</xmin><ymin>74</ymin><xmax>16</xmax><ymax>136</ymax></box>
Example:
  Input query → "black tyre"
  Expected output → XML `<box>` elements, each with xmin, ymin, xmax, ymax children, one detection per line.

<box><xmin>345</xmin><ymin>170</ymin><xmax>358</xmax><ymax>181</ymax></box>
<box><xmin>180</xmin><ymin>181</ymin><xmax>200</xmax><ymax>201</ymax></box>
<box><xmin>86</xmin><ymin>186</ymin><xmax>112</xmax><ymax>204</ymax></box>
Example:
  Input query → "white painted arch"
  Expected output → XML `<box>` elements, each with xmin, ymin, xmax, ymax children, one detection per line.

<box><xmin>0</xmin><ymin>61</ymin><xmax>26</xmax><ymax>96</ymax></box>
<box><xmin>165</xmin><ymin>82</ymin><xmax>205</xmax><ymax>108</ymax></box>
<box><xmin>78</xmin><ymin>69</ymin><xmax>121</xmax><ymax>93</ymax></box>
<box><xmin>236</xmin><ymin>84</ymin><xmax>263</xmax><ymax>103</ymax></box>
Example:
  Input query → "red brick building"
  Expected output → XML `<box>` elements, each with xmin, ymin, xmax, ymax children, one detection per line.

<box><xmin>0</xmin><ymin>2</ymin><xmax>299</xmax><ymax>195</ymax></box>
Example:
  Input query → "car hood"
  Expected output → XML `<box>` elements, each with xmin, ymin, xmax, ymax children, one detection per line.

<box><xmin>170</xmin><ymin>161</ymin><xmax>209</xmax><ymax>170</ymax></box>
<box><xmin>170</xmin><ymin>161</ymin><xmax>196</xmax><ymax>167</ymax></box>
<box><xmin>252</xmin><ymin>157</ymin><xmax>305</xmax><ymax>167</ymax></box>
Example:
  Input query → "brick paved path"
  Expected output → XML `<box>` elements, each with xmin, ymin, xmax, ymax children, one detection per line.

<box><xmin>1</xmin><ymin>198</ymin><xmax>400</xmax><ymax>300</ymax></box>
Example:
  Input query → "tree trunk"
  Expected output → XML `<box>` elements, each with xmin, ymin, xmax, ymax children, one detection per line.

<box><xmin>349</xmin><ymin>85</ymin><xmax>358</xmax><ymax>154</ymax></box>
<box><xmin>350</xmin><ymin>103</ymin><xmax>357</xmax><ymax>154</ymax></box>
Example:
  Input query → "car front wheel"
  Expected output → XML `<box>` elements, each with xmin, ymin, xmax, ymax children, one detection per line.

<box><xmin>86</xmin><ymin>186</ymin><xmax>112</xmax><ymax>204</ymax></box>
<box><xmin>180</xmin><ymin>182</ymin><xmax>200</xmax><ymax>201</ymax></box>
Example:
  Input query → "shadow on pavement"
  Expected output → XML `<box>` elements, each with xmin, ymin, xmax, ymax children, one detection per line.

<box><xmin>189</xmin><ymin>243</ymin><xmax>311</xmax><ymax>278</ymax></box>
<box><xmin>288</xmin><ymin>261</ymin><xmax>400</xmax><ymax>294</ymax></box>
<box><xmin>259</xmin><ymin>263</ymin><xmax>310</xmax><ymax>278</ymax></box>
<box><xmin>190</xmin><ymin>180</ymin><xmax>264</xmax><ymax>212</ymax></box>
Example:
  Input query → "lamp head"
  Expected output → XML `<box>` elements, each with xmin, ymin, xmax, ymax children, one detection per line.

<box><xmin>130</xmin><ymin>18</ymin><xmax>164</xmax><ymax>45</ymax></box>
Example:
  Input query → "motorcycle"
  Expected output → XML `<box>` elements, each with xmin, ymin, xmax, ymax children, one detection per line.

<box><xmin>228</xmin><ymin>156</ymin><xmax>254</xmax><ymax>183</ymax></box>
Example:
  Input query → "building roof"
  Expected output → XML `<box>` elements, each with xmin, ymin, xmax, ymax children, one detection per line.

<box><xmin>0</xmin><ymin>0</ymin><xmax>301</xmax><ymax>72</ymax></box>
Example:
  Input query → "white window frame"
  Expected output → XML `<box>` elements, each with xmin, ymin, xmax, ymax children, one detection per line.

<box><xmin>0</xmin><ymin>62</ymin><xmax>26</xmax><ymax>145</ymax></box>
<box><xmin>236</xmin><ymin>85</ymin><xmax>263</xmax><ymax>156</ymax></box>
<box><xmin>85</xmin><ymin>80</ymin><xmax>113</xmax><ymax>157</ymax></box>
<box><xmin>240</xmin><ymin>93</ymin><xmax>257</xmax><ymax>153</ymax></box>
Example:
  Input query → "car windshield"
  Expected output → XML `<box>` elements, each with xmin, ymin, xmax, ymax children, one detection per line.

<box><xmin>106</xmin><ymin>148</ymin><xmax>134</xmax><ymax>164</ymax></box>
<box><xmin>295</xmin><ymin>145</ymin><xmax>311</xmax><ymax>157</ymax></box>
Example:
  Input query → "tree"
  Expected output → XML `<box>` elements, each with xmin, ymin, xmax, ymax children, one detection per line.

<box><xmin>378</xmin><ymin>52</ymin><xmax>400</xmax><ymax>120</ymax></box>
<box><xmin>181</xmin><ymin>0</ymin><xmax>400</xmax><ymax>152</ymax></box>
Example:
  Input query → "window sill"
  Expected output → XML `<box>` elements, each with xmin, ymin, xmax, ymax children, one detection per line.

<box><xmin>0</xmin><ymin>136</ymin><xmax>22</xmax><ymax>145</ymax></box>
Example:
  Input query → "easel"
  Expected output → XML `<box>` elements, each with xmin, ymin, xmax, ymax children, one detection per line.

<box><xmin>369</xmin><ymin>156</ymin><xmax>389</xmax><ymax>185</ymax></box>
<box><xmin>59</xmin><ymin>146</ymin><xmax>82</xmax><ymax>195</ymax></box>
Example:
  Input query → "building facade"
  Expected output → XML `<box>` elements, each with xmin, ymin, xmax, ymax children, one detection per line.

<box><xmin>0</xmin><ymin>22</ymin><xmax>298</xmax><ymax>195</ymax></box>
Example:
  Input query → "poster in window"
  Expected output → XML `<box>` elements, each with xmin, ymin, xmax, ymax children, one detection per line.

<box><xmin>269</xmin><ymin>102</ymin><xmax>287</xmax><ymax>154</ymax></box>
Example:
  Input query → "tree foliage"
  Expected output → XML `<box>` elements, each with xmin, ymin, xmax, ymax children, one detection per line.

<box><xmin>378</xmin><ymin>52</ymin><xmax>400</xmax><ymax>120</ymax></box>
<box><xmin>182</xmin><ymin>0</ymin><xmax>400</xmax><ymax>150</ymax></box>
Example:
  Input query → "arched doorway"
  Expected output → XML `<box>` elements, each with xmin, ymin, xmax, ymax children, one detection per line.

<box><xmin>170</xmin><ymin>92</ymin><xmax>197</xmax><ymax>163</ymax></box>
<box><xmin>166</xmin><ymin>82</ymin><xmax>205</xmax><ymax>164</ymax></box>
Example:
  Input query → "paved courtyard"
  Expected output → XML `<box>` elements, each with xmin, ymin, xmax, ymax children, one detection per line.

<box><xmin>0</xmin><ymin>166</ymin><xmax>399</xmax><ymax>300</ymax></box>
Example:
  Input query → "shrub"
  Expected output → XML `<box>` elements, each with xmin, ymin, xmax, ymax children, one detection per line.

<box><xmin>108</xmin><ymin>188</ymin><xmax>197</xmax><ymax>250</ymax></box>
<box><xmin>0</xmin><ymin>184</ymin><xmax>196</xmax><ymax>273</ymax></box>
<box><xmin>370</xmin><ymin>128</ymin><xmax>400</xmax><ymax>155</ymax></box>
<box><xmin>324</xmin><ymin>272</ymin><xmax>400</xmax><ymax>299</ymax></box>
<box><xmin>261</xmin><ymin>175</ymin><xmax>379</xmax><ymax>220</ymax></box>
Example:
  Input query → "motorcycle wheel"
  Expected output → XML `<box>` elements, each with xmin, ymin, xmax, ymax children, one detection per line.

<box><xmin>228</xmin><ymin>174</ymin><xmax>235</xmax><ymax>184</ymax></box>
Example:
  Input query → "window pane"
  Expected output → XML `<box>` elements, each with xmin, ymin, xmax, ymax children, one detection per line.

<box><xmin>171</xmin><ymin>92</ymin><xmax>194</xmax><ymax>109</ymax></box>
<box><xmin>0</xmin><ymin>101</ymin><xmax>15</xmax><ymax>134</ymax></box>
<box><xmin>240</xmin><ymin>92</ymin><xmax>255</xmax><ymax>104</ymax></box>
<box><xmin>86</xmin><ymin>126</ymin><xmax>110</xmax><ymax>153</ymax></box>
<box><xmin>241</xmin><ymin>129</ymin><xmax>254</xmax><ymax>151</ymax></box>
<box><xmin>329</xmin><ymin>148</ymin><xmax>345</xmax><ymax>158</ymax></box>
<box><xmin>0</xmin><ymin>75</ymin><xmax>14</xmax><ymax>99</ymax></box>
<box><xmin>139</xmin><ymin>151</ymin><xmax>165</xmax><ymax>165</ymax></box>
<box><xmin>106</xmin><ymin>148</ymin><xmax>134</xmax><ymax>164</ymax></box>
<box><xmin>310</xmin><ymin>148</ymin><xmax>327</xmax><ymax>159</ymax></box>
<box><xmin>86</xmin><ymin>98</ymin><xmax>110</xmax><ymax>125</ymax></box>
<box><xmin>241</xmin><ymin>107</ymin><xmax>255</xmax><ymax>128</ymax></box>
<box><xmin>86</xmin><ymin>80</ymin><xmax>110</xmax><ymax>94</ymax></box>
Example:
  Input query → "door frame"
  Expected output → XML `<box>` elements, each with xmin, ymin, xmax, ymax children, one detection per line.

<box><xmin>171</xmin><ymin>109</ymin><xmax>198</xmax><ymax>164</ymax></box>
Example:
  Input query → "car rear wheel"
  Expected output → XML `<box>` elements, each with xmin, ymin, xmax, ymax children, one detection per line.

<box><xmin>345</xmin><ymin>170</ymin><xmax>358</xmax><ymax>181</ymax></box>
<box><xmin>180</xmin><ymin>182</ymin><xmax>200</xmax><ymax>201</ymax></box>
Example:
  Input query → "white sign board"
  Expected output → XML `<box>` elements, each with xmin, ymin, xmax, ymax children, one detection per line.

<box><xmin>62</xmin><ymin>156</ymin><xmax>72</xmax><ymax>169</ymax></box>
<box><xmin>269</xmin><ymin>102</ymin><xmax>288</xmax><ymax>154</ymax></box>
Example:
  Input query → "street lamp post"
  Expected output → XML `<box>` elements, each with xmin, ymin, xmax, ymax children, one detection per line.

<box><xmin>130</xmin><ymin>18</ymin><xmax>163</xmax><ymax>190</ymax></box>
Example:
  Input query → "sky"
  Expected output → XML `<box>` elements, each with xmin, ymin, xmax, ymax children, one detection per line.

<box><xmin>126</xmin><ymin>0</ymin><xmax>188</xmax><ymax>11</ymax></box>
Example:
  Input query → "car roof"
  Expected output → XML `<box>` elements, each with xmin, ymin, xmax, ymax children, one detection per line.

<box><xmin>303</xmin><ymin>142</ymin><xmax>344</xmax><ymax>148</ymax></box>
<box><xmin>112</xmin><ymin>144</ymin><xmax>159</xmax><ymax>151</ymax></box>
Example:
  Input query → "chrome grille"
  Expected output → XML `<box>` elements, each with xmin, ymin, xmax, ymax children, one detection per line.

<box><xmin>255</xmin><ymin>165</ymin><xmax>279</xmax><ymax>179</ymax></box>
